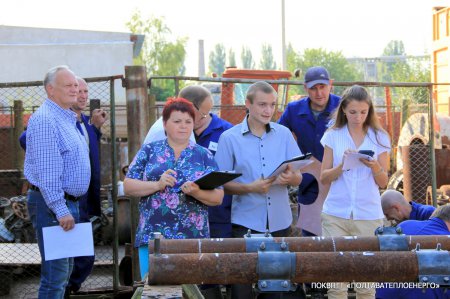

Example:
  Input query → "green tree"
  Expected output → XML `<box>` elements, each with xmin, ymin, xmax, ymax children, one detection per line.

<box><xmin>126</xmin><ymin>11</ymin><xmax>187</xmax><ymax>101</ymax></box>
<box><xmin>390</xmin><ymin>59</ymin><xmax>430</xmax><ymax>105</ymax></box>
<box><xmin>294</xmin><ymin>48</ymin><xmax>364</xmax><ymax>95</ymax></box>
<box><xmin>379</xmin><ymin>40</ymin><xmax>407</xmax><ymax>84</ymax></box>
<box><xmin>382</xmin><ymin>40</ymin><xmax>406</xmax><ymax>56</ymax></box>
<box><xmin>228</xmin><ymin>48</ymin><xmax>237</xmax><ymax>67</ymax></box>
<box><xmin>208</xmin><ymin>44</ymin><xmax>226</xmax><ymax>76</ymax></box>
<box><xmin>285</xmin><ymin>44</ymin><xmax>302</xmax><ymax>96</ymax></box>
<box><xmin>259</xmin><ymin>44</ymin><xmax>277</xmax><ymax>70</ymax></box>
<box><xmin>241</xmin><ymin>46</ymin><xmax>255</xmax><ymax>69</ymax></box>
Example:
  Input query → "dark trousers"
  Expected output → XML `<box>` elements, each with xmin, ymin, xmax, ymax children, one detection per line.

<box><xmin>230</xmin><ymin>225</ymin><xmax>304</xmax><ymax>299</ymax></box>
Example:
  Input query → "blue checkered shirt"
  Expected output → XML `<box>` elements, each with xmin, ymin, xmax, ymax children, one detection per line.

<box><xmin>24</xmin><ymin>99</ymin><xmax>91</xmax><ymax>219</ymax></box>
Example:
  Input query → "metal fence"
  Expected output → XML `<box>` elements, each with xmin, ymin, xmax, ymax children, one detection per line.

<box><xmin>0</xmin><ymin>73</ymin><xmax>446</xmax><ymax>298</ymax></box>
<box><xmin>0</xmin><ymin>76</ymin><xmax>124</xmax><ymax>298</ymax></box>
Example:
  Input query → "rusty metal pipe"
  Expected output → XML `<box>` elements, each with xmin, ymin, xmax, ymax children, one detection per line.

<box><xmin>148</xmin><ymin>236</ymin><xmax>450</xmax><ymax>254</ymax></box>
<box><xmin>148</xmin><ymin>252</ymin><xmax>419</xmax><ymax>285</ymax></box>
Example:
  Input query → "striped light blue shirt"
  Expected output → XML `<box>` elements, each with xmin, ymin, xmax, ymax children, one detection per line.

<box><xmin>24</xmin><ymin>99</ymin><xmax>91</xmax><ymax>219</ymax></box>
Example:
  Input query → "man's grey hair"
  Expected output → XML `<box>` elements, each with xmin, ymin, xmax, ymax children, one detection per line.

<box><xmin>43</xmin><ymin>65</ymin><xmax>73</xmax><ymax>87</ymax></box>
<box><xmin>178</xmin><ymin>85</ymin><xmax>212</xmax><ymax>108</ymax></box>
<box><xmin>430</xmin><ymin>204</ymin><xmax>450</xmax><ymax>222</ymax></box>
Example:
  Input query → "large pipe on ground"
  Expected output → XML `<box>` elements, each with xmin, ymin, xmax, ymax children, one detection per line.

<box><xmin>149</xmin><ymin>252</ymin><xmax>423</xmax><ymax>285</ymax></box>
<box><xmin>148</xmin><ymin>236</ymin><xmax>450</xmax><ymax>254</ymax></box>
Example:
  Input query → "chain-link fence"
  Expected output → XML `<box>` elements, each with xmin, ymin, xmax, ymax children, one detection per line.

<box><xmin>148</xmin><ymin>76</ymin><xmax>442</xmax><ymax>207</ymax></box>
<box><xmin>0</xmin><ymin>76</ymin><xmax>125</xmax><ymax>298</ymax></box>
<box><xmin>0</xmin><ymin>73</ymin><xmax>445</xmax><ymax>298</ymax></box>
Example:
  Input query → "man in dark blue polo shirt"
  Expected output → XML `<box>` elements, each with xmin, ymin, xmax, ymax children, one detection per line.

<box><xmin>381</xmin><ymin>189</ymin><xmax>435</xmax><ymax>222</ymax></box>
<box><xmin>181</xmin><ymin>86</ymin><xmax>234</xmax><ymax>238</ymax></box>
<box><xmin>376</xmin><ymin>205</ymin><xmax>450</xmax><ymax>299</ymax></box>
<box><xmin>278</xmin><ymin>66</ymin><xmax>340</xmax><ymax>237</ymax></box>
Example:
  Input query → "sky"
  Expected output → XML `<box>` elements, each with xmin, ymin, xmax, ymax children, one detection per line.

<box><xmin>1</xmin><ymin>0</ymin><xmax>448</xmax><ymax>75</ymax></box>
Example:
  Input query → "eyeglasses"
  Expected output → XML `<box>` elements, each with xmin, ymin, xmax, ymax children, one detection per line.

<box><xmin>193</xmin><ymin>104</ymin><xmax>208</xmax><ymax>119</ymax></box>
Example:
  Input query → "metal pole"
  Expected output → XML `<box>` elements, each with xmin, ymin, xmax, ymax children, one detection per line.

<box><xmin>281</xmin><ymin>0</ymin><xmax>287</xmax><ymax>70</ymax></box>
<box><xmin>110</xmin><ymin>78</ymin><xmax>119</xmax><ymax>293</ymax></box>
<box><xmin>149</xmin><ymin>252</ymin><xmax>419</xmax><ymax>285</ymax></box>
<box><xmin>13</xmin><ymin>100</ymin><xmax>24</xmax><ymax>172</ymax></box>
<box><xmin>428</xmin><ymin>84</ymin><xmax>438</xmax><ymax>207</ymax></box>
<box><xmin>148</xmin><ymin>236</ymin><xmax>450</xmax><ymax>254</ymax></box>
<box><xmin>124</xmin><ymin>65</ymin><xmax>149</xmax><ymax>160</ymax></box>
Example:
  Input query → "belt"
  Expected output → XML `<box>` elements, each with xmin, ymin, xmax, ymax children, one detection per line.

<box><xmin>29</xmin><ymin>185</ymin><xmax>79</xmax><ymax>202</ymax></box>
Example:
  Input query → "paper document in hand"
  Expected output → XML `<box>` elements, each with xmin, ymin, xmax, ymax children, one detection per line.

<box><xmin>42</xmin><ymin>222</ymin><xmax>94</xmax><ymax>261</ymax></box>
<box><xmin>342</xmin><ymin>152</ymin><xmax>374</xmax><ymax>171</ymax></box>
<box><xmin>268</xmin><ymin>153</ymin><xmax>313</xmax><ymax>178</ymax></box>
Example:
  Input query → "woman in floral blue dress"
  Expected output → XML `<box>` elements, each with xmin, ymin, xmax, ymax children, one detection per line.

<box><xmin>124</xmin><ymin>98</ymin><xmax>224</xmax><ymax>277</ymax></box>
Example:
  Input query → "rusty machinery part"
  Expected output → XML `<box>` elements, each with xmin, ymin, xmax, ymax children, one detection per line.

<box><xmin>148</xmin><ymin>236</ymin><xmax>450</xmax><ymax>255</ymax></box>
<box><xmin>387</xmin><ymin>169</ymin><xmax>404</xmax><ymax>194</ymax></box>
<box><xmin>0</xmin><ymin>197</ymin><xmax>10</xmax><ymax>209</ymax></box>
<box><xmin>426</xmin><ymin>185</ymin><xmax>450</xmax><ymax>206</ymax></box>
<box><xmin>148</xmin><ymin>251</ymin><xmax>450</xmax><ymax>285</ymax></box>
<box><xmin>11</xmin><ymin>202</ymin><xmax>29</xmax><ymax>221</ymax></box>
<box><xmin>396</xmin><ymin>113</ymin><xmax>450</xmax><ymax>170</ymax></box>
<box><xmin>0</xmin><ymin>218</ymin><xmax>14</xmax><ymax>242</ymax></box>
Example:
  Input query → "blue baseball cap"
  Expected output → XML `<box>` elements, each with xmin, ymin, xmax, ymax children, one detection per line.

<box><xmin>304</xmin><ymin>66</ymin><xmax>330</xmax><ymax>88</ymax></box>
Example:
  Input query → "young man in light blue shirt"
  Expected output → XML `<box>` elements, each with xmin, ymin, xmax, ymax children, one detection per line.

<box><xmin>215</xmin><ymin>81</ymin><xmax>303</xmax><ymax>299</ymax></box>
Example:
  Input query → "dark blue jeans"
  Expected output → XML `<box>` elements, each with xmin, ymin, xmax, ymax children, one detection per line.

<box><xmin>27</xmin><ymin>190</ymin><xmax>79</xmax><ymax>299</ymax></box>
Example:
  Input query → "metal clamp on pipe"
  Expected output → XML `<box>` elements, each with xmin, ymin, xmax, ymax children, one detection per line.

<box><xmin>375</xmin><ymin>226</ymin><xmax>408</xmax><ymax>251</ymax></box>
<box><xmin>244</xmin><ymin>230</ymin><xmax>274</xmax><ymax>252</ymax></box>
<box><xmin>416</xmin><ymin>244</ymin><xmax>450</xmax><ymax>286</ymax></box>
<box><xmin>256</xmin><ymin>241</ymin><xmax>296</xmax><ymax>292</ymax></box>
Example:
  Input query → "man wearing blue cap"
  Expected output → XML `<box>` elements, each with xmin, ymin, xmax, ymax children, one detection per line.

<box><xmin>279</xmin><ymin>66</ymin><xmax>341</xmax><ymax>237</ymax></box>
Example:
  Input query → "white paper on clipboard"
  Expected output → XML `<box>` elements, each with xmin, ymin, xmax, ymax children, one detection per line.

<box><xmin>268</xmin><ymin>154</ymin><xmax>313</xmax><ymax>178</ymax></box>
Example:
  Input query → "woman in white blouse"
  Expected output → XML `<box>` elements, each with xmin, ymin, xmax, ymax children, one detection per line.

<box><xmin>320</xmin><ymin>85</ymin><xmax>390</xmax><ymax>299</ymax></box>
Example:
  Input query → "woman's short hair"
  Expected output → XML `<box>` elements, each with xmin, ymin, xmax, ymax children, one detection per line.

<box><xmin>162</xmin><ymin>97</ymin><xmax>195</xmax><ymax>122</ymax></box>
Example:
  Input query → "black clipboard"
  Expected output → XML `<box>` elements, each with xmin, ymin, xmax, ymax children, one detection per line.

<box><xmin>268</xmin><ymin>153</ymin><xmax>312</xmax><ymax>178</ymax></box>
<box><xmin>194</xmin><ymin>171</ymin><xmax>242</xmax><ymax>190</ymax></box>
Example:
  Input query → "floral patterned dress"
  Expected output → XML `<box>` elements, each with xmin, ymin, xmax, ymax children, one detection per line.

<box><xmin>126</xmin><ymin>139</ymin><xmax>219</xmax><ymax>247</ymax></box>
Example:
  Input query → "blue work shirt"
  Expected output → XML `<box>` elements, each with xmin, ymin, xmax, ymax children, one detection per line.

<box><xmin>410</xmin><ymin>201</ymin><xmax>435</xmax><ymax>221</ymax></box>
<box><xmin>278</xmin><ymin>94</ymin><xmax>340</xmax><ymax>205</ymax></box>
<box><xmin>24</xmin><ymin>99</ymin><xmax>91</xmax><ymax>219</ymax></box>
<box><xmin>215</xmin><ymin>115</ymin><xmax>301</xmax><ymax>232</ymax></box>
<box><xmin>196</xmin><ymin>113</ymin><xmax>233</xmax><ymax>237</ymax></box>
<box><xmin>376</xmin><ymin>217</ymin><xmax>450</xmax><ymax>299</ymax></box>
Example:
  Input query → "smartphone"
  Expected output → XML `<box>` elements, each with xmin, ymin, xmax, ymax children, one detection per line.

<box><xmin>358</xmin><ymin>150</ymin><xmax>374</xmax><ymax>157</ymax></box>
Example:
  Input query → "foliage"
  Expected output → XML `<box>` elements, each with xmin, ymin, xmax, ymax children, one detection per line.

<box><xmin>208</xmin><ymin>44</ymin><xmax>226</xmax><ymax>76</ymax></box>
<box><xmin>259</xmin><ymin>44</ymin><xmax>277</xmax><ymax>70</ymax></box>
<box><xmin>288</xmin><ymin>48</ymin><xmax>364</xmax><ymax>95</ymax></box>
<box><xmin>126</xmin><ymin>10</ymin><xmax>187</xmax><ymax>101</ymax></box>
<box><xmin>228</xmin><ymin>48</ymin><xmax>237</xmax><ymax>67</ymax></box>
<box><xmin>241</xmin><ymin>46</ymin><xmax>255</xmax><ymax>69</ymax></box>
<box><xmin>390</xmin><ymin>60</ymin><xmax>430</xmax><ymax>105</ymax></box>
<box><xmin>378</xmin><ymin>40</ymin><xmax>430</xmax><ymax>105</ymax></box>
<box><xmin>379</xmin><ymin>40</ymin><xmax>407</xmax><ymax>83</ymax></box>
<box><xmin>382</xmin><ymin>40</ymin><xmax>406</xmax><ymax>56</ymax></box>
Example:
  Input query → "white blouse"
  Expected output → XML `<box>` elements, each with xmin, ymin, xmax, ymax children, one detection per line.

<box><xmin>320</xmin><ymin>125</ymin><xmax>391</xmax><ymax>220</ymax></box>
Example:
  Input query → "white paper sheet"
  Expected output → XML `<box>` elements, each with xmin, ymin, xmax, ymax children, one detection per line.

<box><xmin>43</xmin><ymin>222</ymin><xmax>94</xmax><ymax>261</ymax></box>
<box><xmin>268</xmin><ymin>160</ymin><xmax>313</xmax><ymax>178</ymax></box>
<box><xmin>342</xmin><ymin>152</ymin><xmax>374</xmax><ymax>171</ymax></box>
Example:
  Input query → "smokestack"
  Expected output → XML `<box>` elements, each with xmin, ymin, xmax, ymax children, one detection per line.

<box><xmin>198</xmin><ymin>39</ymin><xmax>205</xmax><ymax>77</ymax></box>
